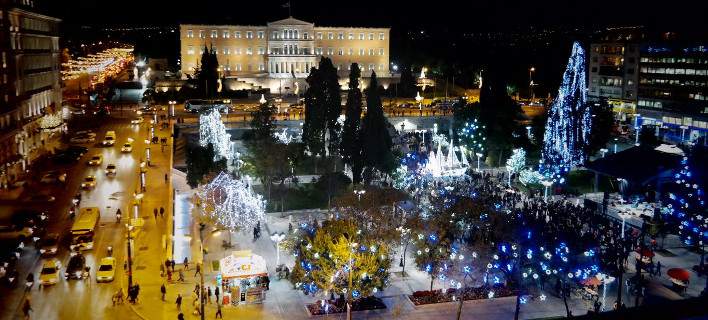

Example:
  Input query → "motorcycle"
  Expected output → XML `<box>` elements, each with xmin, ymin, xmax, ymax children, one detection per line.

<box><xmin>107</xmin><ymin>246</ymin><xmax>113</xmax><ymax>257</ymax></box>
<box><xmin>69</xmin><ymin>206</ymin><xmax>76</xmax><ymax>219</ymax></box>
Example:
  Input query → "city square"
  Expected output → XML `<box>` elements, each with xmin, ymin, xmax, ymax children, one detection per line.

<box><xmin>0</xmin><ymin>1</ymin><xmax>706</xmax><ymax>320</ymax></box>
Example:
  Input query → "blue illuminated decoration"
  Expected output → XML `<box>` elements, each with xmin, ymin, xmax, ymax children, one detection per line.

<box><xmin>663</xmin><ymin>156</ymin><xmax>706</xmax><ymax>246</ymax></box>
<box><xmin>542</xmin><ymin>41</ymin><xmax>591</xmax><ymax>172</ymax></box>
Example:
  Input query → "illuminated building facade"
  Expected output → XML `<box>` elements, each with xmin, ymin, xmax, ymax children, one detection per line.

<box><xmin>179</xmin><ymin>17</ymin><xmax>392</xmax><ymax>92</ymax></box>
<box><xmin>0</xmin><ymin>0</ymin><xmax>61</xmax><ymax>187</ymax></box>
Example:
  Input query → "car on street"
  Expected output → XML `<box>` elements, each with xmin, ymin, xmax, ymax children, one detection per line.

<box><xmin>65</xmin><ymin>253</ymin><xmax>88</xmax><ymax>280</ymax></box>
<box><xmin>105</xmin><ymin>164</ymin><xmax>117</xmax><ymax>176</ymax></box>
<box><xmin>40</xmin><ymin>171</ymin><xmax>67</xmax><ymax>184</ymax></box>
<box><xmin>130</xmin><ymin>117</ymin><xmax>144</xmax><ymax>124</ymax></box>
<box><xmin>22</xmin><ymin>194</ymin><xmax>56</xmax><ymax>203</ymax></box>
<box><xmin>87</xmin><ymin>154</ymin><xmax>103</xmax><ymax>166</ymax></box>
<box><xmin>39</xmin><ymin>259</ymin><xmax>61</xmax><ymax>285</ymax></box>
<box><xmin>121</xmin><ymin>142</ymin><xmax>133</xmax><ymax>153</ymax></box>
<box><xmin>69</xmin><ymin>134</ymin><xmax>96</xmax><ymax>144</ymax></box>
<box><xmin>81</xmin><ymin>175</ymin><xmax>97</xmax><ymax>189</ymax></box>
<box><xmin>96</xmin><ymin>257</ymin><xmax>116</xmax><ymax>282</ymax></box>
<box><xmin>102</xmin><ymin>131</ymin><xmax>116</xmax><ymax>146</ymax></box>
<box><xmin>38</xmin><ymin>233</ymin><xmax>59</xmax><ymax>256</ymax></box>
<box><xmin>51</xmin><ymin>151</ymin><xmax>81</xmax><ymax>164</ymax></box>
<box><xmin>66</xmin><ymin>145</ymin><xmax>88</xmax><ymax>157</ymax></box>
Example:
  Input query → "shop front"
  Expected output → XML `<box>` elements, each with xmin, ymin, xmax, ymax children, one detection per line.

<box><xmin>218</xmin><ymin>250</ymin><xmax>270</xmax><ymax>305</ymax></box>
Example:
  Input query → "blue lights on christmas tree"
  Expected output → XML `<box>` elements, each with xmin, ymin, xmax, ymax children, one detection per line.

<box><xmin>542</xmin><ymin>42</ymin><xmax>591</xmax><ymax>172</ymax></box>
<box><xmin>664</xmin><ymin>156</ymin><xmax>707</xmax><ymax>247</ymax></box>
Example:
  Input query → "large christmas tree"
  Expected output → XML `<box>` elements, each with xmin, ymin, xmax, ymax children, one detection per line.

<box><xmin>542</xmin><ymin>42</ymin><xmax>591</xmax><ymax>170</ymax></box>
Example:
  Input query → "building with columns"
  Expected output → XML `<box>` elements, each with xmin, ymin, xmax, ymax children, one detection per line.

<box><xmin>179</xmin><ymin>17</ymin><xmax>393</xmax><ymax>93</ymax></box>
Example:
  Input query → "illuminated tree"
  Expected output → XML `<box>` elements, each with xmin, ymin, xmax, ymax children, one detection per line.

<box><xmin>199</xmin><ymin>110</ymin><xmax>232</xmax><ymax>160</ymax></box>
<box><xmin>542</xmin><ymin>41</ymin><xmax>591</xmax><ymax>170</ymax></box>
<box><xmin>196</xmin><ymin>172</ymin><xmax>266</xmax><ymax>232</ymax></box>
<box><xmin>290</xmin><ymin>219</ymin><xmax>392</xmax><ymax>298</ymax></box>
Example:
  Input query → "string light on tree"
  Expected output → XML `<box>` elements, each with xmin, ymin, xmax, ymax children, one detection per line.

<box><xmin>199</xmin><ymin>110</ymin><xmax>232</xmax><ymax>160</ymax></box>
<box><xmin>505</xmin><ymin>148</ymin><xmax>526</xmax><ymax>186</ymax></box>
<box><xmin>542</xmin><ymin>41</ymin><xmax>591</xmax><ymax>173</ymax></box>
<box><xmin>457</xmin><ymin>119</ymin><xmax>486</xmax><ymax>157</ymax></box>
<box><xmin>196</xmin><ymin>172</ymin><xmax>266</xmax><ymax>232</ymax></box>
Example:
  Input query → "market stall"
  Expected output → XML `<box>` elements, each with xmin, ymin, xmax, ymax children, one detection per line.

<box><xmin>218</xmin><ymin>250</ymin><xmax>270</xmax><ymax>305</ymax></box>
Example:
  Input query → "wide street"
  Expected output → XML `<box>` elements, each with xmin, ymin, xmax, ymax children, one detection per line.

<box><xmin>0</xmin><ymin>109</ymin><xmax>171</xmax><ymax>320</ymax></box>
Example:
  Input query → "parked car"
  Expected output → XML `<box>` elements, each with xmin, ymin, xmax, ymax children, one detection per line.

<box><xmin>39</xmin><ymin>259</ymin><xmax>61</xmax><ymax>285</ymax></box>
<box><xmin>51</xmin><ymin>152</ymin><xmax>80</xmax><ymax>164</ymax></box>
<box><xmin>87</xmin><ymin>154</ymin><xmax>103</xmax><ymax>166</ymax></box>
<box><xmin>121</xmin><ymin>142</ymin><xmax>133</xmax><ymax>153</ymax></box>
<box><xmin>96</xmin><ymin>257</ymin><xmax>116</xmax><ymax>282</ymax></box>
<box><xmin>130</xmin><ymin>117</ymin><xmax>144</xmax><ymax>125</ymax></box>
<box><xmin>38</xmin><ymin>233</ymin><xmax>59</xmax><ymax>256</ymax></box>
<box><xmin>81</xmin><ymin>176</ymin><xmax>97</xmax><ymax>189</ymax></box>
<box><xmin>40</xmin><ymin>171</ymin><xmax>67</xmax><ymax>184</ymax></box>
<box><xmin>65</xmin><ymin>253</ymin><xmax>88</xmax><ymax>280</ymax></box>
<box><xmin>105</xmin><ymin>164</ymin><xmax>117</xmax><ymax>176</ymax></box>
<box><xmin>66</xmin><ymin>146</ymin><xmax>88</xmax><ymax>157</ymax></box>
<box><xmin>69</xmin><ymin>135</ymin><xmax>96</xmax><ymax>144</ymax></box>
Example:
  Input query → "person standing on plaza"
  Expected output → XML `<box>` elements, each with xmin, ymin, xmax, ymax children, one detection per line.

<box><xmin>154</xmin><ymin>208</ymin><xmax>158</xmax><ymax>220</ymax></box>
<box><xmin>195</xmin><ymin>263</ymin><xmax>201</xmax><ymax>277</ymax></box>
<box><xmin>215</xmin><ymin>285</ymin><xmax>220</xmax><ymax>304</ymax></box>
<box><xmin>160</xmin><ymin>207</ymin><xmax>165</xmax><ymax>218</ymax></box>
<box><xmin>161</xmin><ymin>283</ymin><xmax>166</xmax><ymax>301</ymax></box>
<box><xmin>171</xmin><ymin>259</ymin><xmax>176</xmax><ymax>272</ymax></box>
<box><xmin>207</xmin><ymin>286</ymin><xmax>212</xmax><ymax>304</ymax></box>
<box><xmin>175</xmin><ymin>294</ymin><xmax>182</xmax><ymax>311</ymax></box>
<box><xmin>656</xmin><ymin>260</ymin><xmax>662</xmax><ymax>276</ymax></box>
<box><xmin>177</xmin><ymin>313</ymin><xmax>184</xmax><ymax>320</ymax></box>
<box><xmin>215</xmin><ymin>302</ymin><xmax>223</xmax><ymax>319</ymax></box>
<box><xmin>183</xmin><ymin>257</ymin><xmax>189</xmax><ymax>271</ymax></box>
<box><xmin>22</xmin><ymin>298</ymin><xmax>32</xmax><ymax>320</ymax></box>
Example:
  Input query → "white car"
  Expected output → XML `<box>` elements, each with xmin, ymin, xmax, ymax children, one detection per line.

<box><xmin>130</xmin><ymin>117</ymin><xmax>144</xmax><ymax>125</ymax></box>
<box><xmin>87</xmin><ymin>154</ymin><xmax>103</xmax><ymax>166</ymax></box>
<box><xmin>40</xmin><ymin>171</ymin><xmax>67</xmax><ymax>184</ymax></box>
<box><xmin>102</xmin><ymin>136</ymin><xmax>115</xmax><ymax>146</ymax></box>
<box><xmin>105</xmin><ymin>164</ymin><xmax>117</xmax><ymax>176</ymax></box>
<box><xmin>39</xmin><ymin>259</ymin><xmax>61</xmax><ymax>285</ymax></box>
<box><xmin>81</xmin><ymin>175</ymin><xmax>97</xmax><ymax>189</ymax></box>
<box><xmin>96</xmin><ymin>257</ymin><xmax>116</xmax><ymax>282</ymax></box>
<box><xmin>121</xmin><ymin>142</ymin><xmax>133</xmax><ymax>153</ymax></box>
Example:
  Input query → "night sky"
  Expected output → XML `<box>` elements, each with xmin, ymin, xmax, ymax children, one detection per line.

<box><xmin>49</xmin><ymin>0</ymin><xmax>708</xmax><ymax>32</ymax></box>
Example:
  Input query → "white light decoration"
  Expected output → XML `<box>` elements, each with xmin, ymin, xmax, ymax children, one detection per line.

<box><xmin>505</xmin><ymin>148</ymin><xmax>526</xmax><ymax>175</ymax></box>
<box><xmin>39</xmin><ymin>113</ymin><xmax>63</xmax><ymax>130</ymax></box>
<box><xmin>274</xmin><ymin>128</ymin><xmax>294</xmax><ymax>144</ymax></box>
<box><xmin>199</xmin><ymin>110</ymin><xmax>232</xmax><ymax>160</ymax></box>
<box><xmin>519</xmin><ymin>169</ymin><xmax>544</xmax><ymax>186</ymax></box>
<box><xmin>61</xmin><ymin>47</ymin><xmax>134</xmax><ymax>83</ymax></box>
<box><xmin>197</xmin><ymin>172</ymin><xmax>266</xmax><ymax>232</ymax></box>
<box><xmin>424</xmin><ymin>135</ymin><xmax>469</xmax><ymax>177</ymax></box>
<box><xmin>542</xmin><ymin>41</ymin><xmax>591</xmax><ymax>171</ymax></box>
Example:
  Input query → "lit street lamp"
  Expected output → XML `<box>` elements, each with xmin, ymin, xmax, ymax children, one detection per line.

<box><xmin>168</xmin><ymin>100</ymin><xmax>176</xmax><ymax>117</ymax></box>
<box><xmin>613</xmin><ymin>138</ymin><xmax>619</xmax><ymax>153</ymax></box>
<box><xmin>415</xmin><ymin>91</ymin><xmax>423</xmax><ymax>116</ymax></box>
<box><xmin>270</xmin><ymin>232</ymin><xmax>286</xmax><ymax>266</ymax></box>
<box><xmin>600</xmin><ymin>148</ymin><xmax>608</xmax><ymax>158</ymax></box>
<box><xmin>353</xmin><ymin>189</ymin><xmax>366</xmax><ymax>201</ymax></box>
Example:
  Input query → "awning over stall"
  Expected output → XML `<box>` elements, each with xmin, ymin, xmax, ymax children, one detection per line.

<box><xmin>219</xmin><ymin>250</ymin><xmax>268</xmax><ymax>279</ymax></box>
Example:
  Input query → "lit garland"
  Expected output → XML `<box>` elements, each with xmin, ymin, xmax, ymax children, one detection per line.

<box><xmin>274</xmin><ymin>128</ymin><xmax>294</xmax><ymax>144</ymax></box>
<box><xmin>663</xmin><ymin>156</ymin><xmax>707</xmax><ymax>246</ymax></box>
<box><xmin>196</xmin><ymin>172</ymin><xmax>265</xmax><ymax>232</ymax></box>
<box><xmin>39</xmin><ymin>113</ymin><xmax>63</xmax><ymax>130</ymax></box>
<box><xmin>542</xmin><ymin>41</ymin><xmax>591</xmax><ymax>173</ymax></box>
<box><xmin>519</xmin><ymin>169</ymin><xmax>544</xmax><ymax>186</ymax></box>
<box><xmin>199</xmin><ymin>110</ymin><xmax>232</xmax><ymax>160</ymax></box>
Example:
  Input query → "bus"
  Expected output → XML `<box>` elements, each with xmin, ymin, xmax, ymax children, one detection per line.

<box><xmin>184</xmin><ymin>99</ymin><xmax>229</xmax><ymax>113</ymax></box>
<box><xmin>70</xmin><ymin>207</ymin><xmax>100</xmax><ymax>251</ymax></box>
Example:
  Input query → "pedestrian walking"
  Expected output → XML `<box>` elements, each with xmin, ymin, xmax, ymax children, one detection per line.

<box><xmin>160</xmin><ymin>207</ymin><xmax>165</xmax><ymax>218</ymax></box>
<box><xmin>194</xmin><ymin>284</ymin><xmax>200</xmax><ymax>295</ymax></box>
<box><xmin>215</xmin><ymin>286</ymin><xmax>220</xmax><ymax>304</ymax></box>
<box><xmin>183</xmin><ymin>257</ymin><xmax>189</xmax><ymax>271</ymax></box>
<box><xmin>195</xmin><ymin>263</ymin><xmax>201</xmax><ymax>277</ymax></box>
<box><xmin>165</xmin><ymin>259</ymin><xmax>171</xmax><ymax>271</ymax></box>
<box><xmin>178</xmin><ymin>270</ymin><xmax>185</xmax><ymax>282</ymax></box>
<box><xmin>207</xmin><ymin>287</ymin><xmax>212</xmax><ymax>304</ymax></box>
<box><xmin>656</xmin><ymin>261</ymin><xmax>662</xmax><ymax>276</ymax></box>
<box><xmin>177</xmin><ymin>313</ymin><xmax>184</xmax><ymax>320</ymax></box>
<box><xmin>175</xmin><ymin>294</ymin><xmax>182</xmax><ymax>311</ymax></box>
<box><xmin>154</xmin><ymin>208</ymin><xmax>158</xmax><ymax>220</ymax></box>
<box><xmin>160</xmin><ymin>263</ymin><xmax>165</xmax><ymax>277</ymax></box>
<box><xmin>22</xmin><ymin>298</ymin><xmax>32</xmax><ymax>320</ymax></box>
<box><xmin>161</xmin><ymin>283</ymin><xmax>166</xmax><ymax>301</ymax></box>
<box><xmin>215</xmin><ymin>302</ymin><xmax>223</xmax><ymax>319</ymax></box>
<box><xmin>171</xmin><ymin>259</ymin><xmax>176</xmax><ymax>272</ymax></box>
<box><xmin>165</xmin><ymin>173</ymin><xmax>169</xmax><ymax>183</ymax></box>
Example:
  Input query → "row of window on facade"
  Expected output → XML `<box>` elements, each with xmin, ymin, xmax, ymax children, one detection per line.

<box><xmin>193</xmin><ymin>62</ymin><xmax>386</xmax><ymax>73</ymax></box>
<box><xmin>639</xmin><ymin>90</ymin><xmax>707</xmax><ymax>101</ymax></box>
<box><xmin>639</xmin><ymin>66</ymin><xmax>708</xmax><ymax>75</ymax></box>
<box><xmin>641</xmin><ymin>114</ymin><xmax>708</xmax><ymax>130</ymax></box>
<box><xmin>187</xmin><ymin>46</ymin><xmax>385</xmax><ymax>56</ymax></box>
<box><xmin>640</xmin><ymin>57</ymin><xmax>708</xmax><ymax>64</ymax></box>
<box><xmin>186</xmin><ymin>29</ymin><xmax>385</xmax><ymax>41</ymax></box>
<box><xmin>639</xmin><ymin>77</ymin><xmax>708</xmax><ymax>87</ymax></box>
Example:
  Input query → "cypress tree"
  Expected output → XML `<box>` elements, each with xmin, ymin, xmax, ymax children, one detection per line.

<box><xmin>360</xmin><ymin>71</ymin><xmax>393</xmax><ymax>182</ymax></box>
<box><xmin>341</xmin><ymin>63</ymin><xmax>363</xmax><ymax>183</ymax></box>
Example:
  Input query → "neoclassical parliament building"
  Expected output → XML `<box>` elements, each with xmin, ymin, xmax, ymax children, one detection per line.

<box><xmin>179</xmin><ymin>17</ymin><xmax>395</xmax><ymax>93</ymax></box>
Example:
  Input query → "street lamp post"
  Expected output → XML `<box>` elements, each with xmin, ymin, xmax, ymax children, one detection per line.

<box><xmin>613</xmin><ymin>138</ymin><xmax>619</xmax><ymax>153</ymax></box>
<box><xmin>634</xmin><ymin>114</ymin><xmax>641</xmax><ymax>146</ymax></box>
<box><xmin>346</xmin><ymin>241</ymin><xmax>358</xmax><ymax>320</ymax></box>
<box><xmin>354</xmin><ymin>189</ymin><xmax>366</xmax><ymax>202</ymax></box>
<box><xmin>529</xmin><ymin>67</ymin><xmax>535</xmax><ymax>101</ymax></box>
<box><xmin>270</xmin><ymin>233</ymin><xmax>286</xmax><ymax>266</ymax></box>
<box><xmin>541</xmin><ymin>180</ymin><xmax>553</xmax><ymax>202</ymax></box>
<box><xmin>525</xmin><ymin>126</ymin><xmax>532</xmax><ymax>140</ymax></box>
<box><xmin>168</xmin><ymin>100</ymin><xmax>176</xmax><ymax>117</ymax></box>
<box><xmin>475</xmin><ymin>153</ymin><xmax>483</xmax><ymax>172</ymax></box>
<box><xmin>415</xmin><ymin>91</ymin><xmax>423</xmax><ymax>117</ymax></box>
<box><xmin>600</xmin><ymin>148</ymin><xmax>608</xmax><ymax>158</ymax></box>
<box><xmin>680</xmin><ymin>125</ymin><xmax>689</xmax><ymax>143</ymax></box>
